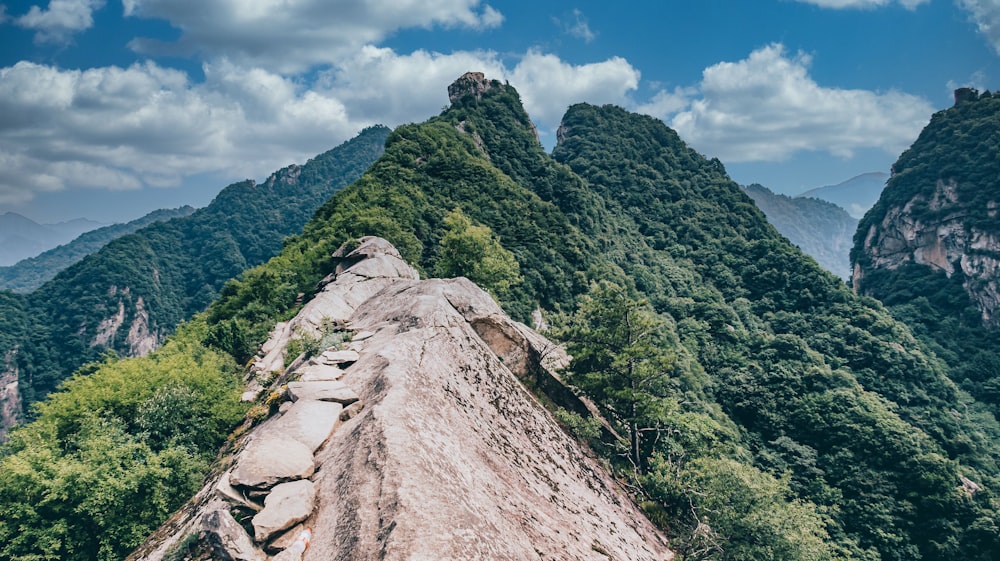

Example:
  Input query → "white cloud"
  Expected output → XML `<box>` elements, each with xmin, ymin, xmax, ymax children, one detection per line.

<box><xmin>645</xmin><ymin>44</ymin><xmax>933</xmax><ymax>162</ymax></box>
<box><xmin>558</xmin><ymin>9</ymin><xmax>596</xmax><ymax>43</ymax></box>
<box><xmin>0</xmin><ymin>47</ymin><xmax>643</xmax><ymax>205</ymax></box>
<box><xmin>793</xmin><ymin>0</ymin><xmax>928</xmax><ymax>9</ymax></box>
<box><xmin>14</xmin><ymin>0</ymin><xmax>105</xmax><ymax>43</ymax></box>
<box><xmin>509</xmin><ymin>51</ymin><xmax>640</xmax><ymax>133</ymax></box>
<box><xmin>957</xmin><ymin>0</ymin><xmax>1000</xmax><ymax>55</ymax></box>
<box><xmin>123</xmin><ymin>0</ymin><xmax>504</xmax><ymax>74</ymax></box>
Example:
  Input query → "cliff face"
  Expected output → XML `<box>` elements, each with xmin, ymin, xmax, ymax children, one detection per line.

<box><xmin>130</xmin><ymin>237</ymin><xmax>672</xmax><ymax>561</ymax></box>
<box><xmin>852</xmin><ymin>89</ymin><xmax>1000</xmax><ymax>327</ymax></box>
<box><xmin>0</xmin><ymin>350</ymin><xmax>20</xmax><ymax>440</ymax></box>
<box><xmin>854</xmin><ymin>178</ymin><xmax>1000</xmax><ymax>324</ymax></box>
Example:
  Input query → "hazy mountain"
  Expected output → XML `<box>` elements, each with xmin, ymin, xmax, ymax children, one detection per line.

<box><xmin>798</xmin><ymin>171</ymin><xmax>888</xmax><ymax>218</ymax></box>
<box><xmin>743</xmin><ymin>183</ymin><xmax>858</xmax><ymax>279</ymax></box>
<box><xmin>0</xmin><ymin>206</ymin><xmax>197</xmax><ymax>293</ymax></box>
<box><xmin>0</xmin><ymin>212</ymin><xmax>105</xmax><ymax>266</ymax></box>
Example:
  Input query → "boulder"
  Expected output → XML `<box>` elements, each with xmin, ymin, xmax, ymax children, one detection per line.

<box><xmin>252</xmin><ymin>480</ymin><xmax>316</xmax><ymax>543</ymax></box>
<box><xmin>319</xmin><ymin>349</ymin><xmax>359</xmax><ymax>365</ymax></box>
<box><xmin>201</xmin><ymin>508</ymin><xmax>266</xmax><ymax>561</ymax></box>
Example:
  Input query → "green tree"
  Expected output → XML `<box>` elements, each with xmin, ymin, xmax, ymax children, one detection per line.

<box><xmin>558</xmin><ymin>281</ymin><xmax>676</xmax><ymax>473</ymax></box>
<box><xmin>434</xmin><ymin>207</ymin><xmax>522</xmax><ymax>298</ymax></box>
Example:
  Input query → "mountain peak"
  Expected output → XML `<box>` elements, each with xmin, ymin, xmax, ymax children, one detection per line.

<box><xmin>447</xmin><ymin>71</ymin><xmax>503</xmax><ymax>103</ymax></box>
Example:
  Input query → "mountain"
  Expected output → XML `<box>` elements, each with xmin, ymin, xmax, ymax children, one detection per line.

<box><xmin>0</xmin><ymin>212</ymin><xmax>105</xmax><ymax>266</ymax></box>
<box><xmin>743</xmin><ymin>183</ymin><xmax>858</xmax><ymax>279</ymax></box>
<box><xmin>0</xmin><ymin>125</ymin><xmax>390</xmax><ymax>431</ymax></box>
<box><xmin>852</xmin><ymin>87</ymin><xmax>1000</xmax><ymax>417</ymax></box>
<box><xmin>2</xmin><ymin>74</ymin><xmax>999</xmax><ymax>561</ymax></box>
<box><xmin>0</xmin><ymin>206</ymin><xmax>196</xmax><ymax>293</ymax></box>
<box><xmin>129</xmin><ymin>237</ymin><xmax>673</xmax><ymax>561</ymax></box>
<box><xmin>798</xmin><ymin>171</ymin><xmax>889</xmax><ymax>218</ymax></box>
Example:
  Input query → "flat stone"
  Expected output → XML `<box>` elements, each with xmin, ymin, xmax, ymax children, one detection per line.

<box><xmin>287</xmin><ymin>381</ymin><xmax>360</xmax><ymax>405</ymax></box>
<box><xmin>230</xmin><ymin>437</ymin><xmax>315</xmax><ymax>490</ymax></box>
<box><xmin>320</xmin><ymin>349</ymin><xmax>360</xmax><ymax>365</ymax></box>
<box><xmin>215</xmin><ymin>469</ymin><xmax>263</xmax><ymax>512</ymax></box>
<box><xmin>297</xmin><ymin>363</ymin><xmax>344</xmax><ymax>382</ymax></box>
<box><xmin>268</xmin><ymin>400</ymin><xmax>343</xmax><ymax>453</ymax></box>
<box><xmin>252</xmin><ymin>480</ymin><xmax>316</xmax><ymax>543</ymax></box>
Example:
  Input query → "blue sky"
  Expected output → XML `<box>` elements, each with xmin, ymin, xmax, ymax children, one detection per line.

<box><xmin>1</xmin><ymin>0</ymin><xmax>998</xmax><ymax>223</ymax></box>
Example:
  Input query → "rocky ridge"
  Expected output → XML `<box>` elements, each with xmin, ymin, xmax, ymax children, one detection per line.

<box><xmin>129</xmin><ymin>237</ymin><xmax>672</xmax><ymax>561</ymax></box>
<box><xmin>853</xmin><ymin>178</ymin><xmax>1000</xmax><ymax>325</ymax></box>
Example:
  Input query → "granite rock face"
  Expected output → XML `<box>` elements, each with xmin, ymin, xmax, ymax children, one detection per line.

<box><xmin>128</xmin><ymin>237</ymin><xmax>672</xmax><ymax>561</ymax></box>
<box><xmin>854</xmin><ymin>179</ymin><xmax>1000</xmax><ymax>326</ymax></box>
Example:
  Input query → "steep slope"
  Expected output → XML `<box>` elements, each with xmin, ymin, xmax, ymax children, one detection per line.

<box><xmin>0</xmin><ymin>213</ymin><xmax>104</xmax><ymax>266</ymax></box>
<box><xmin>852</xmin><ymin>88</ymin><xmax>1000</xmax><ymax>415</ymax></box>
<box><xmin>131</xmin><ymin>237</ymin><xmax>672</xmax><ymax>561</ymax></box>
<box><xmin>0</xmin><ymin>125</ymin><xmax>390</xmax><ymax>428</ymax></box>
<box><xmin>552</xmin><ymin>102</ymin><xmax>1000</xmax><ymax>561</ymax></box>
<box><xmin>0</xmin><ymin>206</ymin><xmax>196</xmax><ymax>293</ymax></box>
<box><xmin>798</xmin><ymin>171</ymin><xmax>889</xmax><ymax>218</ymax></box>
<box><xmin>743</xmin><ymin>183</ymin><xmax>858</xmax><ymax>278</ymax></box>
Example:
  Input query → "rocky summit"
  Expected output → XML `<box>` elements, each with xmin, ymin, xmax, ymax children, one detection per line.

<box><xmin>129</xmin><ymin>237</ymin><xmax>672</xmax><ymax>561</ymax></box>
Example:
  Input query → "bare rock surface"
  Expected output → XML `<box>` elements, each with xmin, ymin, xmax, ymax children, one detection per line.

<box><xmin>307</xmin><ymin>274</ymin><xmax>671</xmax><ymax>560</ymax></box>
<box><xmin>252</xmin><ymin>480</ymin><xmax>316</xmax><ymax>543</ymax></box>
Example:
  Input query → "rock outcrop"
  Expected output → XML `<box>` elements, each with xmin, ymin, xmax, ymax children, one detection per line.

<box><xmin>129</xmin><ymin>237</ymin><xmax>671</xmax><ymax>561</ymax></box>
<box><xmin>0</xmin><ymin>349</ymin><xmax>20</xmax><ymax>440</ymax></box>
<box><xmin>853</xmin><ymin>178</ymin><xmax>1000</xmax><ymax>325</ymax></box>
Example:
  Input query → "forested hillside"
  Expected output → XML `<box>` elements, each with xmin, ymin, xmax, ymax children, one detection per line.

<box><xmin>0</xmin><ymin>125</ymin><xmax>389</xmax><ymax>416</ymax></box>
<box><xmin>743</xmin><ymin>183</ymin><xmax>858</xmax><ymax>279</ymax></box>
<box><xmin>853</xmin><ymin>88</ymin><xmax>1000</xmax><ymax>419</ymax></box>
<box><xmin>0</xmin><ymin>206</ymin><xmax>196</xmax><ymax>293</ymax></box>
<box><xmin>1</xmin><ymin>76</ymin><xmax>997</xmax><ymax>561</ymax></box>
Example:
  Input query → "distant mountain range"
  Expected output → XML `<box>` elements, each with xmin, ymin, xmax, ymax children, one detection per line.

<box><xmin>743</xmin><ymin>184</ymin><xmax>857</xmax><ymax>279</ymax></box>
<box><xmin>796</xmin><ymin>171</ymin><xmax>888</xmax><ymax>218</ymax></box>
<box><xmin>0</xmin><ymin>213</ymin><xmax>105</xmax><ymax>266</ymax></box>
<box><xmin>0</xmin><ymin>206</ymin><xmax>196</xmax><ymax>293</ymax></box>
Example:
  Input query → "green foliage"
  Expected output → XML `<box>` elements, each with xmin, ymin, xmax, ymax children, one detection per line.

<box><xmin>0</xmin><ymin>321</ymin><xmax>247</xmax><ymax>561</ymax></box>
<box><xmin>434</xmin><ymin>207</ymin><xmax>522</xmax><ymax>298</ymax></box>
<box><xmin>557</xmin><ymin>282</ymin><xmax>678</xmax><ymax>472</ymax></box>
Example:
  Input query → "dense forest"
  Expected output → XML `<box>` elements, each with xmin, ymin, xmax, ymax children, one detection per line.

<box><xmin>853</xmin><ymin>89</ymin><xmax>1000</xmax><ymax>421</ymax></box>
<box><xmin>1</xmin><ymin>77</ymin><xmax>998</xmax><ymax>561</ymax></box>
<box><xmin>0</xmin><ymin>206</ymin><xmax>196</xmax><ymax>294</ymax></box>
<box><xmin>0</xmin><ymin>125</ymin><xmax>389</xmax><ymax>412</ymax></box>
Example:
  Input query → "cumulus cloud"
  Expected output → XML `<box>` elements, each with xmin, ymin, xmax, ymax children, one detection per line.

<box><xmin>793</xmin><ymin>0</ymin><xmax>928</xmax><ymax>8</ymax></box>
<box><xmin>509</xmin><ymin>51</ymin><xmax>640</xmax><ymax>132</ymax></box>
<box><xmin>958</xmin><ymin>0</ymin><xmax>1000</xmax><ymax>55</ymax></box>
<box><xmin>123</xmin><ymin>0</ymin><xmax>504</xmax><ymax>73</ymax></box>
<box><xmin>0</xmin><ymin>47</ymin><xmax>644</xmax><ymax>205</ymax></box>
<box><xmin>642</xmin><ymin>44</ymin><xmax>933</xmax><ymax>162</ymax></box>
<box><xmin>14</xmin><ymin>0</ymin><xmax>105</xmax><ymax>43</ymax></box>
